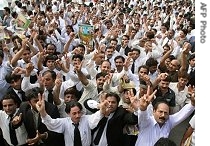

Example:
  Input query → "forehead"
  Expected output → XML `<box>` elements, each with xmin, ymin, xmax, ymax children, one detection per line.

<box><xmin>171</xmin><ymin>59</ymin><xmax>179</xmax><ymax>65</ymax></box>
<box><xmin>132</xmin><ymin>50</ymin><xmax>140</xmax><ymax>54</ymax></box>
<box><xmin>156</xmin><ymin>103</ymin><xmax>169</xmax><ymax>112</ymax></box>
<box><xmin>97</xmin><ymin>76</ymin><xmax>105</xmax><ymax>80</ymax></box>
<box><xmin>139</xmin><ymin>67</ymin><xmax>148</xmax><ymax>72</ymax></box>
<box><xmin>110</xmin><ymin>40</ymin><xmax>117</xmax><ymax>44</ymax></box>
<box><xmin>106</xmin><ymin>96</ymin><xmax>117</xmax><ymax>102</ymax></box>
<box><xmin>29</xmin><ymin>97</ymin><xmax>39</xmax><ymax>102</ymax></box>
<box><xmin>2</xmin><ymin>99</ymin><xmax>15</xmax><ymax>105</ymax></box>
<box><xmin>101</xmin><ymin>61</ymin><xmax>111</xmax><ymax>67</ymax></box>
<box><xmin>106</xmin><ymin>47</ymin><xmax>114</xmax><ymax>51</ymax></box>
<box><xmin>47</xmin><ymin>45</ymin><xmax>55</xmax><ymax>50</ymax></box>
<box><xmin>46</xmin><ymin>59</ymin><xmax>55</xmax><ymax>62</ymax></box>
<box><xmin>72</xmin><ymin>58</ymin><xmax>82</xmax><ymax>62</ymax></box>
<box><xmin>43</xmin><ymin>72</ymin><xmax>52</xmax><ymax>78</ymax></box>
<box><xmin>70</xmin><ymin>106</ymin><xmax>81</xmax><ymax>113</ymax></box>
<box><xmin>23</xmin><ymin>49</ymin><xmax>31</xmax><ymax>54</ymax></box>
<box><xmin>115</xmin><ymin>58</ymin><xmax>123</xmax><ymax>62</ymax></box>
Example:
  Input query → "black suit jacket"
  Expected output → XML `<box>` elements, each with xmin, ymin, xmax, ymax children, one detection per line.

<box><xmin>6</xmin><ymin>87</ymin><xmax>27</xmax><ymax>107</ymax></box>
<box><xmin>17</xmin><ymin>101</ymin><xmax>65</xmax><ymax>146</ymax></box>
<box><xmin>93</xmin><ymin>106</ymin><xmax>138</xmax><ymax>146</ymax></box>
<box><xmin>187</xmin><ymin>69</ymin><xmax>195</xmax><ymax>86</ymax></box>
<box><xmin>116</xmin><ymin>45</ymin><xmax>131</xmax><ymax>56</ymax></box>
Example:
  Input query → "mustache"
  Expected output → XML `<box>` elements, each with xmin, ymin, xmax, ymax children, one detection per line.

<box><xmin>159</xmin><ymin>117</ymin><xmax>166</xmax><ymax>121</ymax></box>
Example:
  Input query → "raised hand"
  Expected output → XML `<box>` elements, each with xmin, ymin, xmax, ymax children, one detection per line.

<box><xmin>128</xmin><ymin>89</ymin><xmax>140</xmax><ymax>111</ymax></box>
<box><xmin>104</xmin><ymin>73</ymin><xmax>113</xmax><ymax>85</ymax></box>
<box><xmin>139</xmin><ymin>86</ymin><xmax>157</xmax><ymax>111</ymax></box>
<box><xmin>74</xmin><ymin>60</ymin><xmax>83</xmax><ymax>73</ymax></box>
<box><xmin>13</xmin><ymin>67</ymin><xmax>26</xmax><ymax>75</ymax></box>
<box><xmin>55</xmin><ymin>73</ymin><xmax>62</xmax><ymax>89</ymax></box>
<box><xmin>124</xmin><ymin>57</ymin><xmax>133</xmax><ymax>71</ymax></box>
<box><xmin>36</xmin><ymin>93</ymin><xmax>46</xmax><ymax>115</ymax></box>
<box><xmin>25</xmin><ymin>63</ymin><xmax>34</xmax><ymax>76</ymax></box>
<box><xmin>99</xmin><ymin>100</ymin><xmax>110</xmax><ymax>117</ymax></box>
<box><xmin>11</xmin><ymin>113</ymin><xmax>22</xmax><ymax>125</ymax></box>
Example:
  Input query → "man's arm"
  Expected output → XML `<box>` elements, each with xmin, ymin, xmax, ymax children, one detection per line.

<box><xmin>75</xmin><ymin>61</ymin><xmax>89</xmax><ymax>86</ymax></box>
<box><xmin>10</xmin><ymin>39</ymin><xmax>27</xmax><ymax>67</ymax></box>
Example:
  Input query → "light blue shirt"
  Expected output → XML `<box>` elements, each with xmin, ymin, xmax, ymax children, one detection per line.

<box><xmin>135</xmin><ymin>104</ymin><xmax>195</xmax><ymax>146</ymax></box>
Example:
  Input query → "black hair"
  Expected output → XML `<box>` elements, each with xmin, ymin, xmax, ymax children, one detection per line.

<box><xmin>0</xmin><ymin>49</ymin><xmax>4</xmax><ymax>58</ymax></box>
<box><xmin>11</xmin><ymin>35</ymin><xmax>21</xmax><ymax>43</ymax></box>
<box><xmin>17</xmin><ymin>1</ymin><xmax>22</xmax><ymax>8</ymax></box>
<box><xmin>65</xmin><ymin>101</ymin><xmax>83</xmax><ymax>114</ymax></box>
<box><xmin>66</xmin><ymin>25</ymin><xmax>74</xmax><ymax>32</ymax></box>
<box><xmin>5</xmin><ymin>72</ymin><xmax>21</xmax><ymax>84</ymax></box>
<box><xmin>131</xmin><ymin>48</ymin><xmax>141</xmax><ymax>54</ymax></box>
<box><xmin>1</xmin><ymin>94</ymin><xmax>17</xmax><ymax>104</ymax></box>
<box><xmin>154</xmin><ymin>137</ymin><xmax>176</xmax><ymax>146</ymax></box>
<box><xmin>105</xmin><ymin>92</ymin><xmax>120</xmax><ymax>104</ymax></box>
<box><xmin>42</xmin><ymin>70</ymin><xmax>57</xmax><ymax>80</ymax></box>
<box><xmin>72</xmin><ymin>54</ymin><xmax>84</xmax><ymax>61</ymax></box>
<box><xmin>4</xmin><ymin>7</ymin><xmax>10</xmax><ymax>14</ymax></box>
<box><xmin>189</xmin><ymin>54</ymin><xmax>195</xmax><ymax>61</ymax></box>
<box><xmin>64</xmin><ymin>87</ymin><xmax>77</xmax><ymax>96</ymax></box>
<box><xmin>96</xmin><ymin>72</ymin><xmax>107</xmax><ymax>80</ymax></box>
<box><xmin>45</xmin><ymin>54</ymin><xmax>58</xmax><ymax>62</ymax></box>
<box><xmin>77</xmin><ymin>44</ymin><xmax>86</xmax><ymax>52</ymax></box>
<box><xmin>25</xmin><ymin>87</ymin><xmax>44</xmax><ymax>101</ymax></box>
<box><xmin>153</xmin><ymin>99</ymin><xmax>170</xmax><ymax>110</ymax></box>
<box><xmin>114</xmin><ymin>55</ymin><xmax>125</xmax><ymax>63</ymax></box>
<box><xmin>124</xmin><ymin>88</ymin><xmax>137</xmax><ymax>96</ymax></box>
<box><xmin>138</xmin><ymin>65</ymin><xmax>149</xmax><ymax>74</ymax></box>
<box><xmin>146</xmin><ymin>58</ymin><xmax>158</xmax><ymax>67</ymax></box>
<box><xmin>27</xmin><ymin>10</ymin><xmax>33</xmax><ymax>16</ymax></box>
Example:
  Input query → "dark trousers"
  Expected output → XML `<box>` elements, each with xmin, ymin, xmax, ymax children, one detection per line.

<box><xmin>122</xmin><ymin>134</ymin><xmax>138</xmax><ymax>146</ymax></box>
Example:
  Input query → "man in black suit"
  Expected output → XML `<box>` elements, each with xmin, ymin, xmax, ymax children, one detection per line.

<box><xmin>116</xmin><ymin>35</ymin><xmax>131</xmax><ymax>56</ymax></box>
<box><xmin>90</xmin><ymin>92</ymin><xmax>138</xmax><ymax>146</ymax></box>
<box><xmin>12</xmin><ymin>87</ymin><xmax>65</xmax><ymax>146</ymax></box>
<box><xmin>187</xmin><ymin>54</ymin><xmax>195</xmax><ymax>87</ymax></box>
<box><xmin>5</xmin><ymin>73</ymin><xmax>27</xmax><ymax>108</ymax></box>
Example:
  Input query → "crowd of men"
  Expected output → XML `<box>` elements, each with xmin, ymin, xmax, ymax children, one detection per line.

<box><xmin>0</xmin><ymin>0</ymin><xmax>195</xmax><ymax>146</ymax></box>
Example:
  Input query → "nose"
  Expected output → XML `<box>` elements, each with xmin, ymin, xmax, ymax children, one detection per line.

<box><xmin>14</xmin><ymin>81</ymin><xmax>19</xmax><ymax>86</ymax></box>
<box><xmin>75</xmin><ymin>113</ymin><xmax>81</xmax><ymax>118</ymax></box>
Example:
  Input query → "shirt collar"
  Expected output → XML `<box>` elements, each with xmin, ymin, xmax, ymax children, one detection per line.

<box><xmin>7</xmin><ymin>109</ymin><xmax>19</xmax><ymax>119</ymax></box>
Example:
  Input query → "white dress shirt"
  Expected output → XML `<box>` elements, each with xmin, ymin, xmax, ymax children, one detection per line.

<box><xmin>169</xmin><ymin>82</ymin><xmax>189</xmax><ymax>114</ymax></box>
<box><xmin>21</xmin><ymin>76</ymin><xmax>40</xmax><ymax>92</ymax></box>
<box><xmin>135</xmin><ymin>104</ymin><xmax>195</xmax><ymax>146</ymax></box>
<box><xmin>21</xmin><ymin>76</ymin><xmax>56</xmax><ymax>102</ymax></box>
<box><xmin>0</xmin><ymin>62</ymin><xmax>12</xmax><ymax>99</ymax></box>
<box><xmin>42</xmin><ymin>111</ymin><xmax>103</xmax><ymax>146</ymax></box>
<box><xmin>13</xmin><ymin>59</ymin><xmax>38</xmax><ymax>76</ymax></box>
<box><xmin>0</xmin><ymin>109</ymin><xmax>28</xmax><ymax>146</ymax></box>
<box><xmin>92</xmin><ymin>113</ymin><xmax>114</xmax><ymax>146</ymax></box>
<box><xmin>78</xmin><ymin>80</ymin><xmax>99</xmax><ymax>105</ymax></box>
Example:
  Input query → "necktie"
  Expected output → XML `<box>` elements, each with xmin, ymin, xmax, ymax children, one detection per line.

<box><xmin>189</xmin><ymin>67</ymin><xmax>195</xmax><ymax>75</ymax></box>
<box><xmin>131</xmin><ymin>60</ymin><xmax>135</xmax><ymax>74</ymax></box>
<box><xmin>18</xmin><ymin>90</ymin><xmax>26</xmax><ymax>101</ymax></box>
<box><xmin>93</xmin><ymin>117</ymin><xmax>108</xmax><ymax>145</ymax></box>
<box><xmin>73</xmin><ymin>123</ymin><xmax>82</xmax><ymax>146</ymax></box>
<box><xmin>96</xmin><ymin>65</ymin><xmax>99</xmax><ymax>71</ymax></box>
<box><xmin>48</xmin><ymin>90</ymin><xmax>54</xmax><ymax>104</ymax></box>
<box><xmin>9</xmin><ymin>114</ymin><xmax>18</xmax><ymax>146</ymax></box>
